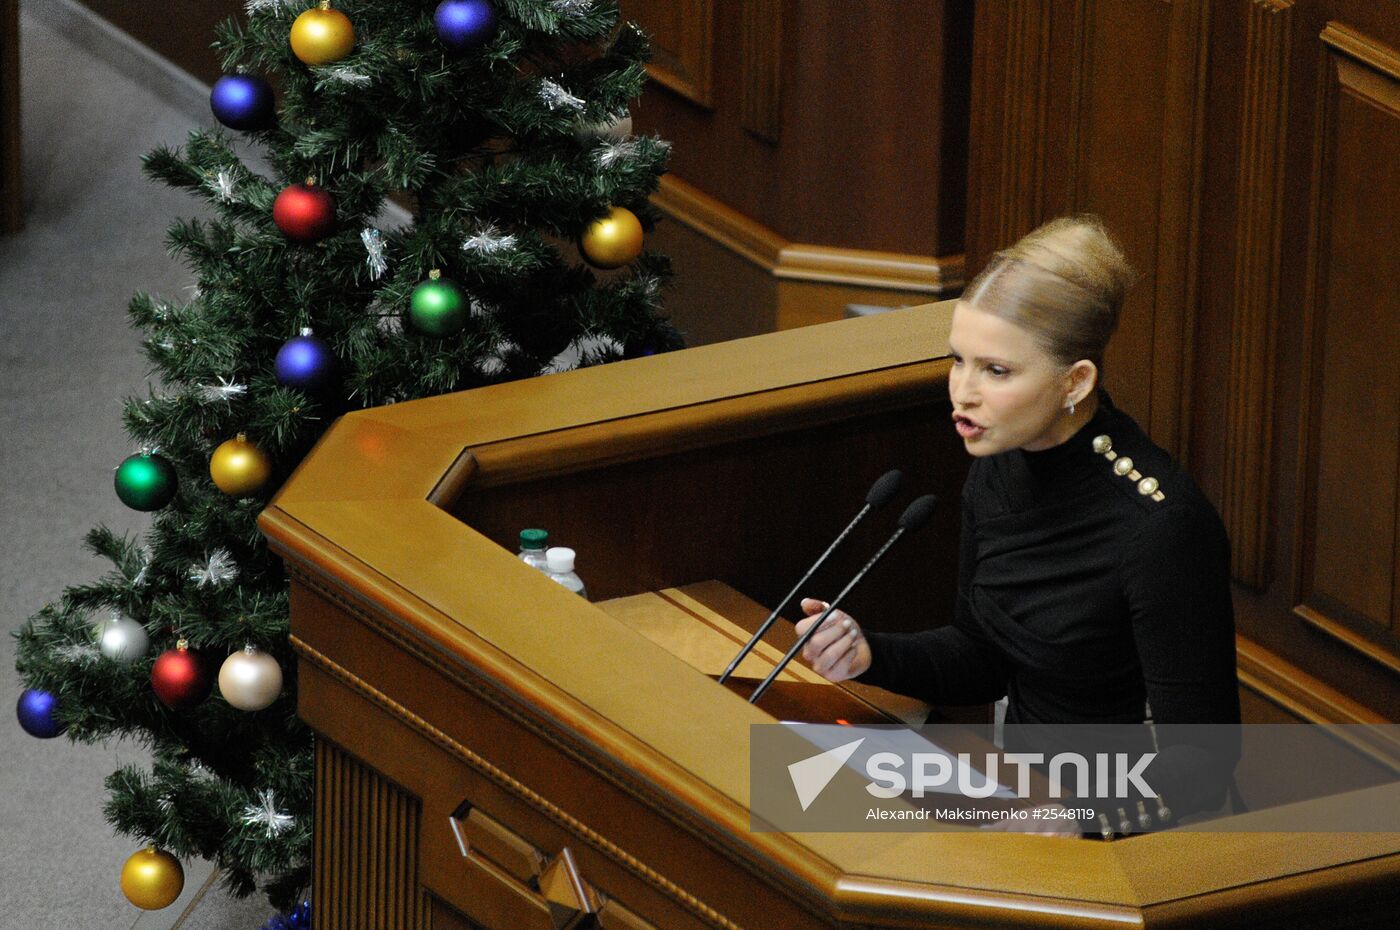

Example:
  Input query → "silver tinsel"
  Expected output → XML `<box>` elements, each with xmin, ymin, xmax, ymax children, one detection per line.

<box><xmin>538</xmin><ymin>78</ymin><xmax>585</xmax><ymax>112</ymax></box>
<box><xmin>550</xmin><ymin>0</ymin><xmax>593</xmax><ymax>13</ymax></box>
<box><xmin>156</xmin><ymin>793</ymin><xmax>176</xmax><ymax>814</ymax></box>
<box><xmin>56</xmin><ymin>643</ymin><xmax>101</xmax><ymax>665</ymax></box>
<box><xmin>594</xmin><ymin>138</ymin><xmax>642</xmax><ymax>168</ymax></box>
<box><xmin>462</xmin><ymin>223</ymin><xmax>518</xmax><ymax>255</ymax></box>
<box><xmin>197</xmin><ymin>376</ymin><xmax>248</xmax><ymax>404</ymax></box>
<box><xmin>361</xmin><ymin>228</ymin><xmax>388</xmax><ymax>280</ymax></box>
<box><xmin>187</xmin><ymin>760</ymin><xmax>218</xmax><ymax>783</ymax></box>
<box><xmin>636</xmin><ymin>274</ymin><xmax>662</xmax><ymax>302</ymax></box>
<box><xmin>210</xmin><ymin>169</ymin><xmax>238</xmax><ymax>203</ymax></box>
<box><xmin>242</xmin><ymin>789</ymin><xmax>295</xmax><ymax>838</ymax></box>
<box><xmin>244</xmin><ymin>0</ymin><xmax>293</xmax><ymax>14</ymax></box>
<box><xmin>190</xmin><ymin>549</ymin><xmax>239</xmax><ymax>588</ymax></box>
<box><xmin>321</xmin><ymin>66</ymin><xmax>371</xmax><ymax>86</ymax></box>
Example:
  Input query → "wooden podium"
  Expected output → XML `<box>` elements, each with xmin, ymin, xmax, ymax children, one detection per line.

<box><xmin>260</xmin><ymin>303</ymin><xmax>1400</xmax><ymax>929</ymax></box>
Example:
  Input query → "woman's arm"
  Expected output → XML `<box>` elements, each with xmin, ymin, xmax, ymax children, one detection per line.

<box><xmin>1120</xmin><ymin>501</ymin><xmax>1242</xmax><ymax>823</ymax></box>
<box><xmin>801</xmin><ymin>477</ymin><xmax>1010</xmax><ymax>705</ymax></box>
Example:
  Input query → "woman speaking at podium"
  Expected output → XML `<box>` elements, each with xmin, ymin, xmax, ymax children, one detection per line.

<box><xmin>796</xmin><ymin>216</ymin><xmax>1241</xmax><ymax>837</ymax></box>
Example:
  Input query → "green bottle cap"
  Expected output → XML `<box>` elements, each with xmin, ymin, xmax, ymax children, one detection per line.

<box><xmin>519</xmin><ymin>528</ymin><xmax>549</xmax><ymax>550</ymax></box>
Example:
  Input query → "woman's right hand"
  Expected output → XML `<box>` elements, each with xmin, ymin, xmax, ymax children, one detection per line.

<box><xmin>794</xmin><ymin>598</ymin><xmax>872</xmax><ymax>683</ymax></box>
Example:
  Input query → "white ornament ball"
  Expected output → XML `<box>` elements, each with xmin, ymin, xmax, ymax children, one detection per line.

<box><xmin>217</xmin><ymin>646</ymin><xmax>283</xmax><ymax>711</ymax></box>
<box><xmin>574</xmin><ymin>111</ymin><xmax>632</xmax><ymax>141</ymax></box>
<box><xmin>99</xmin><ymin>614</ymin><xmax>150</xmax><ymax>663</ymax></box>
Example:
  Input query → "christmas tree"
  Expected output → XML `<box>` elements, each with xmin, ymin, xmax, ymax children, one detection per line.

<box><xmin>14</xmin><ymin>0</ymin><xmax>680</xmax><ymax>911</ymax></box>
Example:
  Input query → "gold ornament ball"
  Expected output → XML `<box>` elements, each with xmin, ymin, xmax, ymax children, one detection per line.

<box><xmin>290</xmin><ymin>4</ymin><xmax>356</xmax><ymax>66</ymax></box>
<box><xmin>580</xmin><ymin>206</ymin><xmax>644</xmax><ymax>269</ymax></box>
<box><xmin>210</xmin><ymin>434</ymin><xmax>272</xmax><ymax>497</ymax></box>
<box><xmin>120</xmin><ymin>847</ymin><xmax>184</xmax><ymax>910</ymax></box>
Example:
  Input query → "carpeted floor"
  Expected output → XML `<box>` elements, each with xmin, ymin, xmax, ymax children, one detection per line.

<box><xmin>1</xmin><ymin>3</ymin><xmax>279</xmax><ymax>927</ymax></box>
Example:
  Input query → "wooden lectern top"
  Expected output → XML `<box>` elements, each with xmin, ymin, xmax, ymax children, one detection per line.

<box><xmin>261</xmin><ymin>303</ymin><xmax>1400</xmax><ymax>929</ymax></box>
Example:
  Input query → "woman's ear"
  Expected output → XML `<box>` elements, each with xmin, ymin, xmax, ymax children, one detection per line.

<box><xmin>1067</xmin><ymin>360</ymin><xmax>1098</xmax><ymax>406</ymax></box>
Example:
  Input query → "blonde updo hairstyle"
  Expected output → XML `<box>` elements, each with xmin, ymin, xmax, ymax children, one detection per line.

<box><xmin>961</xmin><ymin>215</ymin><xmax>1137</xmax><ymax>383</ymax></box>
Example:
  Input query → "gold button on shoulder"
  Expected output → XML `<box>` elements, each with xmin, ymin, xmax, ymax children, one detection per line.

<box><xmin>1137</xmin><ymin>477</ymin><xmax>1160</xmax><ymax>496</ymax></box>
<box><xmin>1092</xmin><ymin>435</ymin><xmax>1113</xmax><ymax>454</ymax></box>
<box><xmin>1114</xmin><ymin>456</ymin><xmax>1134</xmax><ymax>476</ymax></box>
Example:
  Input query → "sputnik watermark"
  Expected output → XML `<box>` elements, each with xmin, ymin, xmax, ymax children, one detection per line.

<box><xmin>863</xmin><ymin>749</ymin><xmax>1155</xmax><ymax>799</ymax></box>
<box><xmin>751</xmin><ymin>722</ymin><xmax>1400</xmax><ymax>834</ymax></box>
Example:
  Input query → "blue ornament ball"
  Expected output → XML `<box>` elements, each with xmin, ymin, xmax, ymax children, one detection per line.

<box><xmin>262</xmin><ymin>901</ymin><xmax>312</xmax><ymax>930</ymax></box>
<box><xmin>210</xmin><ymin>74</ymin><xmax>275</xmax><ymax>131</ymax></box>
<box><xmin>434</xmin><ymin>0</ymin><xmax>498</xmax><ymax>52</ymax></box>
<box><xmin>17</xmin><ymin>688</ymin><xmax>64</xmax><ymax>739</ymax></box>
<box><xmin>274</xmin><ymin>331</ymin><xmax>337</xmax><ymax>394</ymax></box>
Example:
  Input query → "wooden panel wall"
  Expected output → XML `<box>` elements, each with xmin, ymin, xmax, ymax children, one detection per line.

<box><xmin>1</xmin><ymin>0</ymin><xmax>21</xmax><ymax>235</ymax></box>
<box><xmin>966</xmin><ymin>0</ymin><xmax>1210</xmax><ymax>440</ymax></box>
<box><xmin>968</xmin><ymin>0</ymin><xmax>1400</xmax><ymax>721</ymax></box>
<box><xmin>628</xmin><ymin>0</ymin><xmax>972</xmax><ymax>335</ymax></box>
<box><xmin>1293</xmin><ymin>20</ymin><xmax>1400</xmax><ymax>677</ymax></box>
<box><xmin>628</xmin><ymin>0</ymin><xmax>968</xmax><ymax>256</ymax></box>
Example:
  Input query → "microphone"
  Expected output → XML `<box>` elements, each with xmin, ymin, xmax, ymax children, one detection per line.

<box><xmin>748</xmin><ymin>494</ymin><xmax>938</xmax><ymax>705</ymax></box>
<box><xmin>717</xmin><ymin>470</ymin><xmax>904</xmax><ymax>685</ymax></box>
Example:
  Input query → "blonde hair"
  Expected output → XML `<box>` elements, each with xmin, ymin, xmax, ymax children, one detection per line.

<box><xmin>962</xmin><ymin>215</ymin><xmax>1137</xmax><ymax>374</ymax></box>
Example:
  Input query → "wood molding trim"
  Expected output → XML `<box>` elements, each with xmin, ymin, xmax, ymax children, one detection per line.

<box><xmin>1294</xmin><ymin>605</ymin><xmax>1400</xmax><ymax>679</ymax></box>
<box><xmin>738</xmin><ymin>0</ymin><xmax>782</xmax><ymax>143</ymax></box>
<box><xmin>1235</xmin><ymin>635</ymin><xmax>1387</xmax><ymax>725</ymax></box>
<box><xmin>652</xmin><ymin>176</ymin><xmax>965</xmax><ymax>295</ymax></box>
<box><xmin>1222</xmin><ymin>0</ymin><xmax>1295</xmax><ymax>589</ymax></box>
<box><xmin>1319</xmin><ymin>19</ymin><xmax>1400</xmax><ymax>77</ymax></box>
<box><xmin>1147</xmin><ymin>0</ymin><xmax>1211</xmax><ymax>456</ymax></box>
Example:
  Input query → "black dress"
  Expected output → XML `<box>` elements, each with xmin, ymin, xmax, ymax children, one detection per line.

<box><xmin>857</xmin><ymin>390</ymin><xmax>1241</xmax><ymax>827</ymax></box>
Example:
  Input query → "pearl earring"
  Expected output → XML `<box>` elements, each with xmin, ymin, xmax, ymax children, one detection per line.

<box><xmin>1067</xmin><ymin>399</ymin><xmax>1076</xmax><ymax>416</ymax></box>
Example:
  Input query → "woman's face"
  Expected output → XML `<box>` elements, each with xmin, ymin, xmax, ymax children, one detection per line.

<box><xmin>947</xmin><ymin>301</ymin><xmax>1078</xmax><ymax>456</ymax></box>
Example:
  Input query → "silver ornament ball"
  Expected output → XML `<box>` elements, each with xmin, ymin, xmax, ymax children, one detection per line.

<box><xmin>218</xmin><ymin>646</ymin><xmax>283</xmax><ymax>711</ymax></box>
<box><xmin>98</xmin><ymin>614</ymin><xmax>150</xmax><ymax>663</ymax></box>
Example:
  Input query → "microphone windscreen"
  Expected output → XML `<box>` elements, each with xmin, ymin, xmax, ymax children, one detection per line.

<box><xmin>865</xmin><ymin>469</ymin><xmax>904</xmax><ymax>508</ymax></box>
<box><xmin>897</xmin><ymin>494</ymin><xmax>939</xmax><ymax>530</ymax></box>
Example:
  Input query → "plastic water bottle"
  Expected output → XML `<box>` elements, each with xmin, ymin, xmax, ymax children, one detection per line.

<box><xmin>518</xmin><ymin>529</ymin><xmax>550</xmax><ymax>572</ymax></box>
<box><xmin>545</xmin><ymin>547</ymin><xmax>587</xmax><ymax>599</ymax></box>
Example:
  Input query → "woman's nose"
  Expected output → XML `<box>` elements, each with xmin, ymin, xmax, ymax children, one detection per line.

<box><xmin>949</xmin><ymin>372</ymin><xmax>976</xmax><ymax>407</ymax></box>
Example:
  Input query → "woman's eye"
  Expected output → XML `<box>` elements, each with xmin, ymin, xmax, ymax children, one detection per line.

<box><xmin>950</xmin><ymin>355</ymin><xmax>963</xmax><ymax>366</ymax></box>
<box><xmin>987</xmin><ymin>365</ymin><xmax>1009</xmax><ymax>377</ymax></box>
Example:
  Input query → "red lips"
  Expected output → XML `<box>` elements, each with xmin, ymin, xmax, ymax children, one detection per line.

<box><xmin>953</xmin><ymin>413</ymin><xmax>986</xmax><ymax>438</ymax></box>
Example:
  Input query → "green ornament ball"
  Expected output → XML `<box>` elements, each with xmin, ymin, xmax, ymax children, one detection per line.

<box><xmin>114</xmin><ymin>452</ymin><xmax>178</xmax><ymax>511</ymax></box>
<box><xmin>410</xmin><ymin>272</ymin><xmax>468</xmax><ymax>336</ymax></box>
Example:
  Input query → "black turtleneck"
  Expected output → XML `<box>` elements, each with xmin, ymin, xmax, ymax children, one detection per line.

<box><xmin>858</xmin><ymin>391</ymin><xmax>1241</xmax><ymax>826</ymax></box>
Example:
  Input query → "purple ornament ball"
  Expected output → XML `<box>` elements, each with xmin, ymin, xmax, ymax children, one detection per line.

<box><xmin>274</xmin><ymin>331</ymin><xmax>337</xmax><ymax>394</ymax></box>
<box><xmin>17</xmin><ymin>688</ymin><xmax>64</xmax><ymax>739</ymax></box>
<box><xmin>210</xmin><ymin>75</ymin><xmax>275</xmax><ymax>131</ymax></box>
<box><xmin>435</xmin><ymin>0</ymin><xmax>498</xmax><ymax>52</ymax></box>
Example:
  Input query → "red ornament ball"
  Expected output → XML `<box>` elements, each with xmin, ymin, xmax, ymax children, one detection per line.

<box><xmin>273</xmin><ymin>181</ymin><xmax>336</xmax><ymax>242</ymax></box>
<box><xmin>151</xmin><ymin>643</ymin><xmax>212</xmax><ymax>710</ymax></box>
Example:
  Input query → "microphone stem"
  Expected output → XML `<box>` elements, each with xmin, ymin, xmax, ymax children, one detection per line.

<box><xmin>718</xmin><ymin>502</ymin><xmax>872</xmax><ymax>684</ymax></box>
<box><xmin>748</xmin><ymin>527</ymin><xmax>906</xmax><ymax>705</ymax></box>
